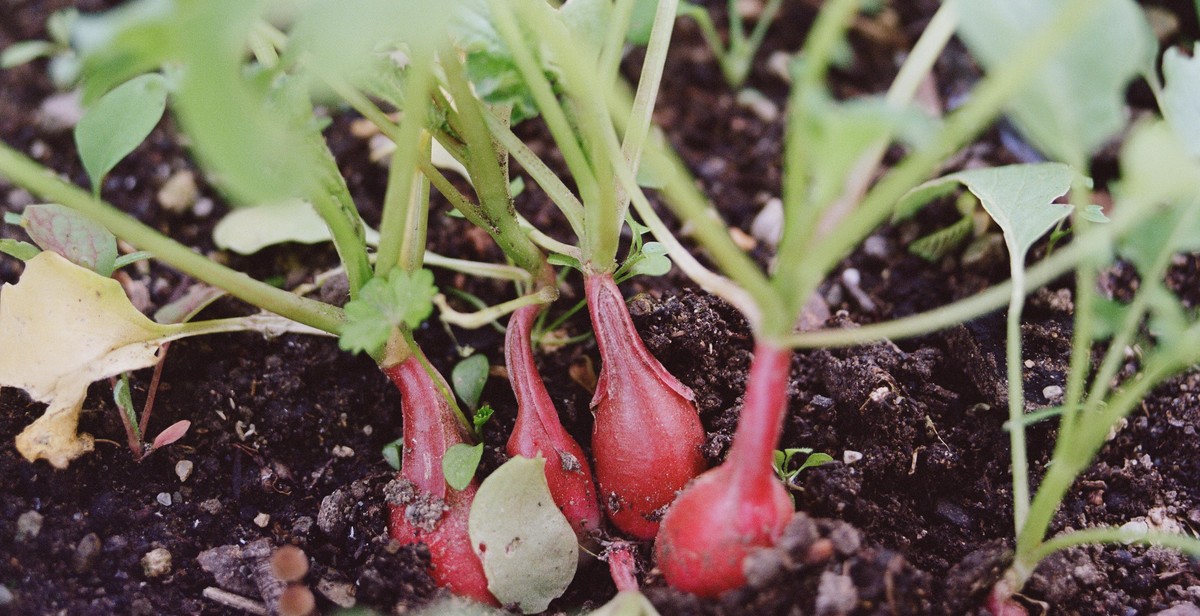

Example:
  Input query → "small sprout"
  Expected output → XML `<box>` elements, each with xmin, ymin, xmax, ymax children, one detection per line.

<box><xmin>270</xmin><ymin>545</ymin><xmax>309</xmax><ymax>583</ymax></box>
<box><xmin>338</xmin><ymin>269</ymin><xmax>438</xmax><ymax>355</ymax></box>
<box><xmin>442</xmin><ymin>443</ymin><xmax>485</xmax><ymax>491</ymax></box>
<box><xmin>148</xmin><ymin>420</ymin><xmax>191</xmax><ymax>452</ymax></box>
<box><xmin>452</xmin><ymin>353</ymin><xmax>490</xmax><ymax>410</ymax></box>
<box><xmin>382</xmin><ymin>437</ymin><xmax>404</xmax><ymax>470</ymax></box>
<box><xmin>772</xmin><ymin>447</ymin><xmax>834</xmax><ymax>484</ymax></box>
<box><xmin>472</xmin><ymin>404</ymin><xmax>495</xmax><ymax>435</ymax></box>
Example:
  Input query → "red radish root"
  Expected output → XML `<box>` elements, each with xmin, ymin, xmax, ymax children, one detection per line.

<box><xmin>383</xmin><ymin>353</ymin><xmax>496</xmax><ymax>605</ymax></box>
<box><xmin>506</xmin><ymin>304</ymin><xmax>603</xmax><ymax>538</ymax></box>
<box><xmin>585</xmin><ymin>273</ymin><xmax>707</xmax><ymax>539</ymax></box>
<box><xmin>604</xmin><ymin>540</ymin><xmax>640</xmax><ymax>592</ymax></box>
<box><xmin>655</xmin><ymin>343</ymin><xmax>794</xmax><ymax>597</ymax></box>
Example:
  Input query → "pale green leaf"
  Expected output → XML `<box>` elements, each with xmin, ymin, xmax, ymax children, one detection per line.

<box><xmin>796</xmin><ymin>452</ymin><xmax>834</xmax><ymax>473</ymax></box>
<box><xmin>75</xmin><ymin>73</ymin><xmax>169</xmax><ymax>192</ymax></box>
<box><xmin>909</xmin><ymin>215</ymin><xmax>973</xmax><ymax>262</ymax></box>
<box><xmin>1115</xmin><ymin>121</ymin><xmax>1200</xmax><ymax>206</ymax></box>
<box><xmin>0</xmin><ymin>252</ymin><xmax>180</xmax><ymax>467</ymax></box>
<box><xmin>0</xmin><ymin>239</ymin><xmax>41</xmax><ymax>261</ymax></box>
<box><xmin>955</xmin><ymin>0</ymin><xmax>1153</xmax><ymax>163</ymax></box>
<box><xmin>559</xmin><ymin>0</ymin><xmax>612</xmax><ymax>58</ymax></box>
<box><xmin>1161</xmin><ymin>44</ymin><xmax>1200</xmax><ymax>158</ymax></box>
<box><xmin>1</xmin><ymin>41</ymin><xmax>56</xmax><ymax>68</ymax></box>
<box><xmin>213</xmin><ymin>199</ymin><xmax>380</xmax><ymax>255</ymax></box>
<box><xmin>629</xmin><ymin>253</ymin><xmax>671</xmax><ymax>277</ymax></box>
<box><xmin>442</xmin><ymin>443</ymin><xmax>484</xmax><ymax>490</ymax></box>
<box><xmin>382</xmin><ymin>437</ymin><xmax>404</xmax><ymax>470</ymax></box>
<box><xmin>948</xmin><ymin>163</ymin><xmax>1074</xmax><ymax>260</ymax></box>
<box><xmin>893</xmin><ymin>174</ymin><xmax>960</xmax><ymax>221</ymax></box>
<box><xmin>20</xmin><ymin>203</ymin><xmax>119</xmax><ymax>275</ymax></box>
<box><xmin>1081</xmin><ymin>205</ymin><xmax>1110</xmax><ymax>224</ymax></box>
<box><xmin>72</xmin><ymin>0</ymin><xmax>175</xmax><ymax>103</ymax></box>
<box><xmin>452</xmin><ymin>354</ymin><xmax>490</xmax><ymax>410</ymax></box>
<box><xmin>469</xmin><ymin>456</ymin><xmax>578</xmax><ymax>613</ymax></box>
<box><xmin>588</xmin><ymin>591</ymin><xmax>663</xmax><ymax>616</ymax></box>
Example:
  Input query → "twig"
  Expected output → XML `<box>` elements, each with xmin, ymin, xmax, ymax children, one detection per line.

<box><xmin>201</xmin><ymin>587</ymin><xmax>267</xmax><ymax>615</ymax></box>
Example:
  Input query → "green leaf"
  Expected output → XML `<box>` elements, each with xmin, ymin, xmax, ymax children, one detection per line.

<box><xmin>893</xmin><ymin>174</ymin><xmax>961</xmax><ymax>221</ymax></box>
<box><xmin>629</xmin><ymin>253</ymin><xmax>671</xmax><ymax>277</ymax></box>
<box><xmin>74</xmin><ymin>73</ymin><xmax>169</xmax><ymax>193</ymax></box>
<box><xmin>547</xmin><ymin>253</ymin><xmax>582</xmax><ymax>271</ymax></box>
<box><xmin>113</xmin><ymin>373</ymin><xmax>141</xmax><ymax>442</ymax></box>
<box><xmin>0</xmin><ymin>239</ymin><xmax>41</xmax><ymax>261</ymax></box>
<box><xmin>382</xmin><ymin>437</ymin><xmax>404</xmax><ymax>470</ymax></box>
<box><xmin>589</xmin><ymin>591</ymin><xmax>663</xmax><ymax>616</ymax></box>
<box><xmin>909</xmin><ymin>215</ymin><xmax>973</xmax><ymax>262</ymax></box>
<box><xmin>905</xmin><ymin>164</ymin><xmax>1074</xmax><ymax>262</ymax></box>
<box><xmin>955</xmin><ymin>0</ymin><xmax>1153</xmax><ymax>163</ymax></box>
<box><xmin>1160</xmin><ymin>44</ymin><xmax>1200</xmax><ymax>158</ymax></box>
<box><xmin>473</xmin><ymin>404</ymin><xmax>495</xmax><ymax>434</ymax></box>
<box><xmin>1090</xmin><ymin>297</ymin><xmax>1128</xmax><ymax>341</ymax></box>
<box><xmin>338</xmin><ymin>270</ymin><xmax>438</xmax><ymax>355</ymax></box>
<box><xmin>1118</xmin><ymin>202</ymin><xmax>1200</xmax><ymax>276</ymax></box>
<box><xmin>1</xmin><ymin>41</ymin><xmax>57</xmax><ymax>68</ymax></box>
<box><xmin>795</xmin><ymin>452</ymin><xmax>834</xmax><ymax>473</ymax></box>
<box><xmin>19</xmin><ymin>203</ymin><xmax>119</xmax><ymax>276</ymax></box>
<box><xmin>559</xmin><ymin>0</ymin><xmax>612</xmax><ymax>58</ymax></box>
<box><xmin>452</xmin><ymin>354</ymin><xmax>490</xmax><ymax>410</ymax></box>
<box><xmin>627</xmin><ymin>0</ymin><xmax>664</xmax><ymax>46</ymax></box>
<box><xmin>469</xmin><ymin>456</ymin><xmax>578</xmax><ymax>613</ymax></box>
<box><xmin>443</xmin><ymin>442</ymin><xmax>484</xmax><ymax>490</ymax></box>
<box><xmin>72</xmin><ymin>0</ymin><xmax>175</xmax><ymax>103</ymax></box>
<box><xmin>1115</xmin><ymin>121</ymin><xmax>1200</xmax><ymax>206</ymax></box>
<box><xmin>1081</xmin><ymin>204</ymin><xmax>1110</xmax><ymax>224</ymax></box>
<box><xmin>212</xmin><ymin>199</ymin><xmax>381</xmax><ymax>255</ymax></box>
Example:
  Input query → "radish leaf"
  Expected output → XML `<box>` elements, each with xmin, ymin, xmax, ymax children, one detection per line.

<box><xmin>0</xmin><ymin>252</ymin><xmax>181</xmax><ymax>467</ymax></box>
<box><xmin>452</xmin><ymin>354</ymin><xmax>490</xmax><ymax>410</ymax></box>
<box><xmin>18</xmin><ymin>203</ymin><xmax>119</xmax><ymax>275</ymax></box>
<box><xmin>75</xmin><ymin>72</ymin><xmax>169</xmax><ymax>193</ymax></box>
<box><xmin>955</xmin><ymin>0</ymin><xmax>1152</xmax><ymax>163</ymax></box>
<box><xmin>1161</xmin><ymin>44</ymin><xmax>1200</xmax><ymax>158</ymax></box>
<box><xmin>339</xmin><ymin>269</ymin><xmax>438</xmax><ymax>355</ymax></box>
<box><xmin>0</xmin><ymin>239</ymin><xmax>40</xmax><ymax>261</ymax></box>
<box><xmin>442</xmin><ymin>442</ymin><xmax>484</xmax><ymax>490</ymax></box>
<box><xmin>590</xmin><ymin>591</ymin><xmax>663</xmax><ymax>616</ymax></box>
<box><xmin>469</xmin><ymin>456</ymin><xmax>578</xmax><ymax>613</ymax></box>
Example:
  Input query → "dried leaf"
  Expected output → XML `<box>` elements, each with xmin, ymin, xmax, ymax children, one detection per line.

<box><xmin>468</xmin><ymin>456</ymin><xmax>578</xmax><ymax>613</ymax></box>
<box><xmin>0</xmin><ymin>252</ymin><xmax>180</xmax><ymax>467</ymax></box>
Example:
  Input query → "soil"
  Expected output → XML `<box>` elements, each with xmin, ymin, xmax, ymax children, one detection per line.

<box><xmin>3</xmin><ymin>1</ymin><xmax>1200</xmax><ymax>615</ymax></box>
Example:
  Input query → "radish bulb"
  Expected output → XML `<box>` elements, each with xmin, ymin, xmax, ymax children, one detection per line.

<box><xmin>382</xmin><ymin>353</ymin><xmax>496</xmax><ymax>605</ymax></box>
<box><xmin>654</xmin><ymin>343</ymin><xmax>794</xmax><ymax>597</ymax></box>
<box><xmin>586</xmin><ymin>273</ymin><xmax>707</xmax><ymax>539</ymax></box>
<box><xmin>505</xmin><ymin>304</ymin><xmax>603</xmax><ymax>539</ymax></box>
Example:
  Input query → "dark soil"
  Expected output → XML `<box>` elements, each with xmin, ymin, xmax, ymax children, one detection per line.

<box><xmin>3</xmin><ymin>1</ymin><xmax>1200</xmax><ymax>615</ymax></box>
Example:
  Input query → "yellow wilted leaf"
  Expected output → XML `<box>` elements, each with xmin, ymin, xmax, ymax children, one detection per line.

<box><xmin>0</xmin><ymin>252</ymin><xmax>181</xmax><ymax>467</ymax></box>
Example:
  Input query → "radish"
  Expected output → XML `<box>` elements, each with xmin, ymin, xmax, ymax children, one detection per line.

<box><xmin>382</xmin><ymin>352</ymin><xmax>496</xmax><ymax>605</ymax></box>
<box><xmin>586</xmin><ymin>273</ymin><xmax>707</xmax><ymax>539</ymax></box>
<box><xmin>654</xmin><ymin>342</ymin><xmax>794</xmax><ymax>597</ymax></box>
<box><xmin>505</xmin><ymin>304</ymin><xmax>603</xmax><ymax>539</ymax></box>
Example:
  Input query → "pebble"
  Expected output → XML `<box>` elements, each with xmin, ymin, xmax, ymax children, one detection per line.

<box><xmin>862</xmin><ymin>235</ymin><xmax>891</xmax><ymax>260</ymax></box>
<box><xmin>827</xmin><ymin>522</ymin><xmax>861</xmax><ymax>556</ymax></box>
<box><xmin>750</xmin><ymin>197</ymin><xmax>784</xmax><ymax>247</ymax></box>
<box><xmin>331</xmin><ymin>445</ymin><xmax>355</xmax><ymax>458</ymax></box>
<box><xmin>37</xmin><ymin>90</ymin><xmax>83</xmax><ymax>132</ymax></box>
<box><xmin>192</xmin><ymin>197</ymin><xmax>214</xmax><ymax>218</ymax></box>
<box><xmin>6</xmin><ymin>188</ymin><xmax>33</xmax><ymax>209</ymax></box>
<box><xmin>1042</xmin><ymin>385</ymin><xmax>1064</xmax><ymax>401</ymax></box>
<box><xmin>316</xmin><ymin>578</ymin><xmax>356</xmax><ymax>608</ymax></box>
<box><xmin>1153</xmin><ymin>604</ymin><xmax>1200</xmax><ymax>616</ymax></box>
<box><xmin>735</xmin><ymin>88</ymin><xmax>779</xmax><ymax>122</ymax></box>
<box><xmin>292</xmin><ymin>516</ymin><xmax>314</xmax><ymax>536</ymax></box>
<box><xmin>141</xmin><ymin>547</ymin><xmax>173</xmax><ymax>578</ymax></box>
<box><xmin>73</xmin><ymin>532</ymin><xmax>102</xmax><ymax>573</ymax></box>
<box><xmin>254</xmin><ymin>512</ymin><xmax>271</xmax><ymax>528</ymax></box>
<box><xmin>842</xmin><ymin>450</ymin><xmax>863</xmax><ymax>465</ymax></box>
<box><xmin>175</xmin><ymin>460</ymin><xmax>194</xmax><ymax>483</ymax></box>
<box><xmin>0</xmin><ymin>584</ymin><xmax>12</xmax><ymax>605</ymax></box>
<box><xmin>199</xmin><ymin>498</ymin><xmax>223</xmax><ymax>515</ymax></box>
<box><xmin>156</xmin><ymin>170</ymin><xmax>198</xmax><ymax>213</ymax></box>
<box><xmin>15</xmin><ymin>510</ymin><xmax>43</xmax><ymax>542</ymax></box>
<box><xmin>814</xmin><ymin>571</ymin><xmax>857</xmax><ymax>616</ymax></box>
<box><xmin>156</xmin><ymin>492</ymin><xmax>173</xmax><ymax>507</ymax></box>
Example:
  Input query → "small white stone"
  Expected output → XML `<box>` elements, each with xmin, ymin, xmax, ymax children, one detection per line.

<box><xmin>157</xmin><ymin>170</ymin><xmax>198</xmax><ymax>213</ymax></box>
<box><xmin>156</xmin><ymin>492</ymin><xmax>172</xmax><ymax>507</ymax></box>
<box><xmin>1042</xmin><ymin>385</ymin><xmax>1064</xmax><ymax>401</ymax></box>
<box><xmin>1024</xmin><ymin>359</ymin><xmax>1035</xmax><ymax>368</ymax></box>
<box><xmin>141</xmin><ymin>548</ymin><xmax>172</xmax><ymax>578</ymax></box>
<box><xmin>175</xmin><ymin>460</ymin><xmax>194</xmax><ymax>483</ymax></box>
<box><xmin>254</xmin><ymin>512</ymin><xmax>271</xmax><ymax>528</ymax></box>
<box><xmin>843</xmin><ymin>450</ymin><xmax>863</xmax><ymax>465</ymax></box>
<box><xmin>750</xmin><ymin>198</ymin><xmax>784</xmax><ymax>248</ymax></box>
<box><xmin>331</xmin><ymin>445</ymin><xmax>355</xmax><ymax>458</ymax></box>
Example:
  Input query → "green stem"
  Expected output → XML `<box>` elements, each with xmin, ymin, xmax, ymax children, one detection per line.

<box><xmin>434</xmin><ymin>286</ymin><xmax>556</xmax><ymax>329</ymax></box>
<box><xmin>509</xmin><ymin>0</ymin><xmax>621</xmax><ymax>270</ymax></box>
<box><xmin>0</xmin><ymin>142</ymin><xmax>345</xmax><ymax>334</ymax></box>
<box><xmin>375</xmin><ymin>49</ymin><xmax>434</xmax><ymax>278</ymax></box>
<box><xmin>619</xmin><ymin>0</ymin><xmax>679</xmax><ymax>212</ymax></box>
<box><xmin>1027</xmin><ymin>528</ymin><xmax>1200</xmax><ymax>574</ymax></box>
<box><xmin>1006</xmin><ymin>257</ymin><xmax>1030</xmax><ymax>534</ymax></box>
<box><xmin>440</xmin><ymin>52</ymin><xmax>548</xmax><ymax>278</ymax></box>
<box><xmin>482</xmin><ymin>110</ymin><xmax>586</xmax><ymax>235</ymax></box>
<box><xmin>598</xmin><ymin>0</ymin><xmax>638</xmax><ymax>88</ymax></box>
<box><xmin>425</xmin><ymin>252</ymin><xmax>532</xmax><ymax>284</ymax></box>
<box><xmin>488</xmin><ymin>0</ymin><xmax>602</xmax><ymax>259</ymax></box>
